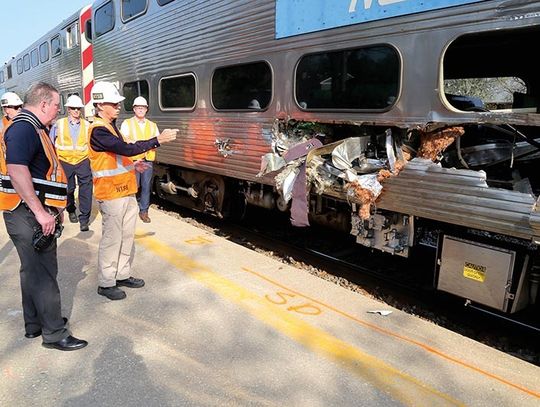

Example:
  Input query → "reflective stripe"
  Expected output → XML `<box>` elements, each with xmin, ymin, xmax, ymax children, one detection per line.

<box><xmin>92</xmin><ymin>165</ymin><xmax>135</xmax><ymax>178</ymax></box>
<box><xmin>92</xmin><ymin>156</ymin><xmax>134</xmax><ymax>178</ymax></box>
<box><xmin>1</xmin><ymin>175</ymin><xmax>65</xmax><ymax>193</ymax></box>
<box><xmin>55</xmin><ymin>145</ymin><xmax>88</xmax><ymax>151</ymax></box>
<box><xmin>43</xmin><ymin>193</ymin><xmax>67</xmax><ymax>201</ymax></box>
<box><xmin>32</xmin><ymin>177</ymin><xmax>66</xmax><ymax>188</ymax></box>
<box><xmin>0</xmin><ymin>187</ymin><xmax>16</xmax><ymax>193</ymax></box>
<box><xmin>0</xmin><ymin>174</ymin><xmax>16</xmax><ymax>193</ymax></box>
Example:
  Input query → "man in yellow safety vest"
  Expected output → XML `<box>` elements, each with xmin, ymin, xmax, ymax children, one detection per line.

<box><xmin>120</xmin><ymin>96</ymin><xmax>159</xmax><ymax>223</ymax></box>
<box><xmin>50</xmin><ymin>95</ymin><xmax>92</xmax><ymax>231</ymax></box>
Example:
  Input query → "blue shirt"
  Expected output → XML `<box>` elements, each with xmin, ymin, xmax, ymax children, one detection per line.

<box><xmin>4</xmin><ymin>109</ymin><xmax>51</xmax><ymax>179</ymax></box>
<box><xmin>50</xmin><ymin>119</ymin><xmax>82</xmax><ymax>145</ymax></box>
<box><xmin>89</xmin><ymin>119</ymin><xmax>160</xmax><ymax>157</ymax></box>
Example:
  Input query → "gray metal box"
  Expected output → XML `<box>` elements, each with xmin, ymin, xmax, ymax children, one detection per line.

<box><xmin>437</xmin><ymin>236</ymin><xmax>516</xmax><ymax>311</ymax></box>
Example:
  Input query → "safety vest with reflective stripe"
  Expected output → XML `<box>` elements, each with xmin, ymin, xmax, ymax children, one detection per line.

<box><xmin>55</xmin><ymin>117</ymin><xmax>90</xmax><ymax>165</ymax></box>
<box><xmin>0</xmin><ymin>115</ymin><xmax>68</xmax><ymax>211</ymax></box>
<box><xmin>0</xmin><ymin>116</ymin><xmax>10</xmax><ymax>134</ymax></box>
<box><xmin>88</xmin><ymin>117</ymin><xmax>137</xmax><ymax>200</ymax></box>
<box><xmin>0</xmin><ymin>119</ymin><xmax>12</xmax><ymax>193</ymax></box>
<box><xmin>124</xmin><ymin>117</ymin><xmax>157</xmax><ymax>162</ymax></box>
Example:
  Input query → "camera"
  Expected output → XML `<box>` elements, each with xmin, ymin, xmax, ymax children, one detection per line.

<box><xmin>31</xmin><ymin>207</ymin><xmax>64</xmax><ymax>251</ymax></box>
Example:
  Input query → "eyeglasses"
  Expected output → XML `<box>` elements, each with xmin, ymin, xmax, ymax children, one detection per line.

<box><xmin>103</xmin><ymin>102</ymin><xmax>120</xmax><ymax>108</ymax></box>
<box><xmin>68</xmin><ymin>107</ymin><xmax>82</xmax><ymax>110</ymax></box>
<box><xmin>7</xmin><ymin>106</ymin><xmax>22</xmax><ymax>110</ymax></box>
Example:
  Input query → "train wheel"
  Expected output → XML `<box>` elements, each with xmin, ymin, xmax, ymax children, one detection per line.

<box><xmin>152</xmin><ymin>175</ymin><xmax>167</xmax><ymax>203</ymax></box>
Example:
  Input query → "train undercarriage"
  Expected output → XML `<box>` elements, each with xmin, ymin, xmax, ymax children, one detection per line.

<box><xmin>152</xmin><ymin>118</ymin><xmax>540</xmax><ymax>329</ymax></box>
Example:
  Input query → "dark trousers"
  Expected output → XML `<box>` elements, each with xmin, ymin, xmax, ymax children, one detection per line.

<box><xmin>3</xmin><ymin>205</ymin><xmax>69</xmax><ymax>342</ymax></box>
<box><xmin>61</xmin><ymin>158</ymin><xmax>93</xmax><ymax>224</ymax></box>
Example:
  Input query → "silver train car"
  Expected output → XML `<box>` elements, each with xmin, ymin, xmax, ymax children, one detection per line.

<box><xmin>0</xmin><ymin>7</ymin><xmax>92</xmax><ymax>117</ymax></box>
<box><xmin>3</xmin><ymin>0</ymin><xmax>540</xmax><ymax>324</ymax></box>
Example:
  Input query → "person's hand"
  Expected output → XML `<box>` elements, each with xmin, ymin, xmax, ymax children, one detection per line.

<box><xmin>157</xmin><ymin>128</ymin><xmax>178</xmax><ymax>144</ymax></box>
<box><xmin>134</xmin><ymin>160</ymin><xmax>150</xmax><ymax>173</ymax></box>
<box><xmin>35</xmin><ymin>209</ymin><xmax>56</xmax><ymax>236</ymax></box>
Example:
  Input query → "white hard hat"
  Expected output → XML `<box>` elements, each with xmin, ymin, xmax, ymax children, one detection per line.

<box><xmin>91</xmin><ymin>81</ymin><xmax>125</xmax><ymax>104</ymax></box>
<box><xmin>65</xmin><ymin>95</ymin><xmax>84</xmax><ymax>108</ymax></box>
<box><xmin>133</xmin><ymin>96</ymin><xmax>148</xmax><ymax>107</ymax></box>
<box><xmin>248</xmin><ymin>99</ymin><xmax>261</xmax><ymax>109</ymax></box>
<box><xmin>1</xmin><ymin>92</ymin><xmax>23</xmax><ymax>107</ymax></box>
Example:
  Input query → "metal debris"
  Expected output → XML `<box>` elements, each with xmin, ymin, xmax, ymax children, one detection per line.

<box><xmin>367</xmin><ymin>310</ymin><xmax>393</xmax><ymax>316</ymax></box>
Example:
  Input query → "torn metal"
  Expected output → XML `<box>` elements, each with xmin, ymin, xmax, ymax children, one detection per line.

<box><xmin>257</xmin><ymin>117</ymin><xmax>540</xmax><ymax>260</ymax></box>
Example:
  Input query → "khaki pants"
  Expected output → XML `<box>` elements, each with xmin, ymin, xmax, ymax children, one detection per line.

<box><xmin>97</xmin><ymin>195</ymin><xmax>138</xmax><ymax>287</ymax></box>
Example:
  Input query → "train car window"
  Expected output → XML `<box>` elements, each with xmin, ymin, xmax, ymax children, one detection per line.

<box><xmin>212</xmin><ymin>61</ymin><xmax>271</xmax><ymax>110</ymax></box>
<box><xmin>23</xmin><ymin>54</ymin><xmax>30</xmax><ymax>71</ymax></box>
<box><xmin>159</xmin><ymin>73</ymin><xmax>196</xmax><ymax>110</ymax></box>
<box><xmin>0</xmin><ymin>71</ymin><xmax>4</xmax><ymax>84</ymax></box>
<box><xmin>95</xmin><ymin>1</ymin><xmax>115</xmax><ymax>37</ymax></box>
<box><xmin>122</xmin><ymin>80</ymin><xmax>149</xmax><ymax>111</ymax></box>
<box><xmin>121</xmin><ymin>0</ymin><xmax>148</xmax><ymax>22</ymax></box>
<box><xmin>85</xmin><ymin>20</ymin><xmax>93</xmax><ymax>43</ymax></box>
<box><xmin>30</xmin><ymin>49</ymin><xmax>39</xmax><ymax>68</ymax></box>
<box><xmin>295</xmin><ymin>45</ymin><xmax>399</xmax><ymax>110</ymax></box>
<box><xmin>7</xmin><ymin>64</ymin><xmax>12</xmax><ymax>79</ymax></box>
<box><xmin>39</xmin><ymin>42</ymin><xmax>50</xmax><ymax>63</ymax></box>
<box><xmin>66</xmin><ymin>23</ymin><xmax>79</xmax><ymax>49</ymax></box>
<box><xmin>443</xmin><ymin>27</ymin><xmax>535</xmax><ymax>113</ymax></box>
<box><xmin>51</xmin><ymin>35</ymin><xmax>62</xmax><ymax>57</ymax></box>
<box><xmin>16</xmin><ymin>59</ymin><xmax>23</xmax><ymax>75</ymax></box>
<box><xmin>157</xmin><ymin>0</ymin><xmax>175</xmax><ymax>5</ymax></box>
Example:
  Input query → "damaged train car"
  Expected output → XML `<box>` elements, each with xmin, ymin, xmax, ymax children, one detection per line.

<box><xmin>3</xmin><ymin>0</ymin><xmax>540</xmax><ymax>326</ymax></box>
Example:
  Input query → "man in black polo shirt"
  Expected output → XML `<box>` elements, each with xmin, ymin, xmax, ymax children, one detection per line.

<box><xmin>1</xmin><ymin>82</ymin><xmax>87</xmax><ymax>351</ymax></box>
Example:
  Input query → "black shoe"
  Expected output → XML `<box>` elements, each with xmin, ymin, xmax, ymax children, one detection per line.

<box><xmin>116</xmin><ymin>276</ymin><xmax>145</xmax><ymax>288</ymax></box>
<box><xmin>97</xmin><ymin>286</ymin><xmax>126</xmax><ymax>300</ymax></box>
<box><xmin>25</xmin><ymin>317</ymin><xmax>69</xmax><ymax>339</ymax></box>
<box><xmin>42</xmin><ymin>335</ymin><xmax>88</xmax><ymax>351</ymax></box>
<box><xmin>80</xmin><ymin>223</ymin><xmax>89</xmax><ymax>232</ymax></box>
<box><xmin>68</xmin><ymin>212</ymin><xmax>78</xmax><ymax>223</ymax></box>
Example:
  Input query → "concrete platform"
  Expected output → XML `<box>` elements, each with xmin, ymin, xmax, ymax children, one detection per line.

<box><xmin>0</xmin><ymin>205</ymin><xmax>538</xmax><ymax>406</ymax></box>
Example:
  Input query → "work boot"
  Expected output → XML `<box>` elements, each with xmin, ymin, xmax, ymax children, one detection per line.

<box><xmin>68</xmin><ymin>212</ymin><xmax>78</xmax><ymax>223</ymax></box>
<box><xmin>97</xmin><ymin>286</ymin><xmax>126</xmax><ymax>300</ymax></box>
<box><xmin>80</xmin><ymin>223</ymin><xmax>89</xmax><ymax>232</ymax></box>
<box><xmin>139</xmin><ymin>212</ymin><xmax>151</xmax><ymax>223</ymax></box>
<box><xmin>116</xmin><ymin>276</ymin><xmax>145</xmax><ymax>288</ymax></box>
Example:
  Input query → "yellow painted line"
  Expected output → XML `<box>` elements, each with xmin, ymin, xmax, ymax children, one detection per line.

<box><xmin>242</xmin><ymin>268</ymin><xmax>540</xmax><ymax>400</ymax></box>
<box><xmin>136</xmin><ymin>232</ymin><xmax>462</xmax><ymax>407</ymax></box>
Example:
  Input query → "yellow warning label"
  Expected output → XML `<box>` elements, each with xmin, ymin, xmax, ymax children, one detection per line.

<box><xmin>463</xmin><ymin>262</ymin><xmax>486</xmax><ymax>282</ymax></box>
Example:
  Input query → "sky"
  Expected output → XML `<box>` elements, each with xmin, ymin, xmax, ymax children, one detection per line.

<box><xmin>0</xmin><ymin>0</ymin><xmax>92</xmax><ymax>65</ymax></box>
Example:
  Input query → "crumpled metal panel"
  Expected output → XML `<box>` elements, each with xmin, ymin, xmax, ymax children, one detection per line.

<box><xmin>376</xmin><ymin>158</ymin><xmax>537</xmax><ymax>240</ymax></box>
<box><xmin>529</xmin><ymin>198</ymin><xmax>540</xmax><ymax>244</ymax></box>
